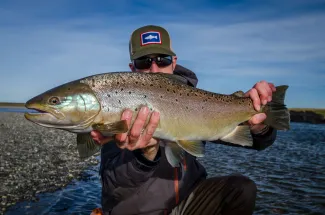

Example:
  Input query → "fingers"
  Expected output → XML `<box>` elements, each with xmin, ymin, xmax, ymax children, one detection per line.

<box><xmin>138</xmin><ymin>111</ymin><xmax>160</xmax><ymax>148</ymax></box>
<box><xmin>246</xmin><ymin>88</ymin><xmax>261</xmax><ymax>111</ymax></box>
<box><xmin>254</xmin><ymin>81</ymin><xmax>271</xmax><ymax>105</ymax></box>
<box><xmin>248</xmin><ymin>113</ymin><xmax>266</xmax><ymax>125</ymax></box>
<box><xmin>126</xmin><ymin>109</ymin><xmax>160</xmax><ymax>151</ymax></box>
<box><xmin>247</xmin><ymin>80</ymin><xmax>275</xmax><ymax>112</ymax></box>
<box><xmin>128</xmin><ymin>106</ymin><xmax>150</xmax><ymax>145</ymax></box>
<box><xmin>90</xmin><ymin>130</ymin><xmax>113</xmax><ymax>145</ymax></box>
<box><xmin>100</xmin><ymin>106</ymin><xmax>160</xmax><ymax>151</ymax></box>
<box><xmin>115</xmin><ymin>109</ymin><xmax>133</xmax><ymax>148</ymax></box>
<box><xmin>268</xmin><ymin>83</ymin><xmax>276</xmax><ymax>92</ymax></box>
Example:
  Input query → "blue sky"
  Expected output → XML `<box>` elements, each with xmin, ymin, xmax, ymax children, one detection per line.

<box><xmin>0</xmin><ymin>0</ymin><xmax>324</xmax><ymax>108</ymax></box>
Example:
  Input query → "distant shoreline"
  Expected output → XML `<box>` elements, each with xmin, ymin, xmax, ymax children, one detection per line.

<box><xmin>0</xmin><ymin>102</ymin><xmax>26</xmax><ymax>108</ymax></box>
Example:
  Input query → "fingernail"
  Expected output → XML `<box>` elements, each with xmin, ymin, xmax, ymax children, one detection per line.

<box><xmin>262</xmin><ymin>100</ymin><xmax>267</xmax><ymax>105</ymax></box>
<box><xmin>141</xmin><ymin>106</ymin><xmax>148</xmax><ymax>113</ymax></box>
<box><xmin>123</xmin><ymin>110</ymin><xmax>132</xmax><ymax>119</ymax></box>
<box><xmin>257</xmin><ymin>114</ymin><xmax>264</xmax><ymax>120</ymax></box>
<box><xmin>268</xmin><ymin>96</ymin><xmax>272</xmax><ymax>102</ymax></box>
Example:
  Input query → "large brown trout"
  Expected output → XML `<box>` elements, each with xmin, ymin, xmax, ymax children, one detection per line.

<box><xmin>24</xmin><ymin>72</ymin><xmax>290</xmax><ymax>167</ymax></box>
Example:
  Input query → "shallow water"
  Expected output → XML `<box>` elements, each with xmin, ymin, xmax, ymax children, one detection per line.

<box><xmin>4</xmin><ymin>121</ymin><xmax>325</xmax><ymax>215</ymax></box>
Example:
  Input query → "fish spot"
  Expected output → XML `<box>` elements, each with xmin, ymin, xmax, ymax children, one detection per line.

<box><xmin>144</xmin><ymin>95</ymin><xmax>147</xmax><ymax>98</ymax></box>
<box><xmin>129</xmin><ymin>91</ymin><xmax>132</xmax><ymax>94</ymax></box>
<box><xmin>167</xmin><ymin>89</ymin><xmax>170</xmax><ymax>92</ymax></box>
<box><xmin>186</xmin><ymin>106</ymin><xmax>189</xmax><ymax>109</ymax></box>
<box><xmin>67</xmin><ymin>87</ymin><xmax>70</xmax><ymax>91</ymax></box>
<box><xmin>118</xmin><ymin>100</ymin><xmax>121</xmax><ymax>104</ymax></box>
<box><xmin>176</xmin><ymin>99</ymin><xmax>178</xmax><ymax>102</ymax></box>
<box><xmin>160</xmin><ymin>96</ymin><xmax>163</xmax><ymax>98</ymax></box>
<box><xmin>92</xmin><ymin>79</ymin><xmax>95</xmax><ymax>87</ymax></box>
<box><xmin>135</xmin><ymin>108</ymin><xmax>138</xmax><ymax>111</ymax></box>
<box><xmin>136</xmin><ymin>81</ymin><xmax>138</xmax><ymax>84</ymax></box>
<box><xmin>107</xmin><ymin>94</ymin><xmax>111</xmax><ymax>97</ymax></box>
<box><xmin>150</xmin><ymin>84</ymin><xmax>154</xmax><ymax>87</ymax></box>
<box><xmin>121</xmin><ymin>88</ymin><xmax>124</xmax><ymax>91</ymax></box>
<box><xmin>173</xmin><ymin>90</ymin><xmax>176</xmax><ymax>93</ymax></box>
<box><xmin>117</xmin><ymin>81</ymin><xmax>120</xmax><ymax>85</ymax></box>
<box><xmin>187</xmin><ymin>93</ymin><xmax>189</xmax><ymax>96</ymax></box>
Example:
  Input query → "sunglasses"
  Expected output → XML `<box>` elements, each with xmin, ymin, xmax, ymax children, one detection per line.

<box><xmin>133</xmin><ymin>55</ymin><xmax>173</xmax><ymax>70</ymax></box>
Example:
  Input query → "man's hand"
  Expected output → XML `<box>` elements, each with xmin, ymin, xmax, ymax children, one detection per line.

<box><xmin>245</xmin><ymin>80</ymin><xmax>276</xmax><ymax>134</ymax></box>
<box><xmin>90</xmin><ymin>106</ymin><xmax>161</xmax><ymax>160</ymax></box>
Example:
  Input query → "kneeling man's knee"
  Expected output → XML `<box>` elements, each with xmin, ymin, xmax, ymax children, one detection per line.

<box><xmin>227</xmin><ymin>174</ymin><xmax>257</xmax><ymax>200</ymax></box>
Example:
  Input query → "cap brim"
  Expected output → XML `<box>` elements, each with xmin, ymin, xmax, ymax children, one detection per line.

<box><xmin>131</xmin><ymin>47</ymin><xmax>176</xmax><ymax>60</ymax></box>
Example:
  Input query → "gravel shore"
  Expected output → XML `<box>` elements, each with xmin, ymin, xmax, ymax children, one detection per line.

<box><xmin>0</xmin><ymin>112</ymin><xmax>100</xmax><ymax>214</ymax></box>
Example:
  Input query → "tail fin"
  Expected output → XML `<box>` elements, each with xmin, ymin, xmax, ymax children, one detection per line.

<box><xmin>263</xmin><ymin>85</ymin><xmax>290</xmax><ymax>130</ymax></box>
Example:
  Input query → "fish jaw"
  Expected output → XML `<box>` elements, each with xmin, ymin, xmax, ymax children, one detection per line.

<box><xmin>24</xmin><ymin>112</ymin><xmax>63</xmax><ymax>128</ymax></box>
<box><xmin>24</xmin><ymin>102</ymin><xmax>66</xmax><ymax>127</ymax></box>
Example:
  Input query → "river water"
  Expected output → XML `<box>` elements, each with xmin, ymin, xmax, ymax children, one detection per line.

<box><xmin>3</xmin><ymin>108</ymin><xmax>325</xmax><ymax>214</ymax></box>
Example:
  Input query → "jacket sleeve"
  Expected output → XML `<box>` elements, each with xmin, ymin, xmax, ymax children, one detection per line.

<box><xmin>210</xmin><ymin>126</ymin><xmax>277</xmax><ymax>151</ymax></box>
<box><xmin>100</xmin><ymin>140</ymin><xmax>162</xmax><ymax>186</ymax></box>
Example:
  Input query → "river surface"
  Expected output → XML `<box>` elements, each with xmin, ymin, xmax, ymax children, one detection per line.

<box><xmin>2</xmin><ymin>108</ymin><xmax>325</xmax><ymax>215</ymax></box>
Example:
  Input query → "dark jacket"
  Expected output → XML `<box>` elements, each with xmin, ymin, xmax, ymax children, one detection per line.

<box><xmin>99</xmin><ymin>65</ymin><xmax>277</xmax><ymax>215</ymax></box>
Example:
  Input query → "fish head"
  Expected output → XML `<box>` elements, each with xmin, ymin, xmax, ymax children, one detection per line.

<box><xmin>24</xmin><ymin>81</ymin><xmax>101</xmax><ymax>131</ymax></box>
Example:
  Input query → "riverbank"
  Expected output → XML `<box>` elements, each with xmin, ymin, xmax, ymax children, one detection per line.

<box><xmin>289</xmin><ymin>108</ymin><xmax>325</xmax><ymax>124</ymax></box>
<box><xmin>0</xmin><ymin>112</ymin><xmax>100</xmax><ymax>214</ymax></box>
<box><xmin>0</xmin><ymin>103</ymin><xmax>25</xmax><ymax>108</ymax></box>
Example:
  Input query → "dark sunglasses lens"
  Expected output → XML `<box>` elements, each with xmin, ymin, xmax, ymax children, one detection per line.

<box><xmin>134</xmin><ymin>55</ymin><xmax>172</xmax><ymax>70</ymax></box>
<box><xmin>156</xmin><ymin>56</ymin><xmax>172</xmax><ymax>67</ymax></box>
<box><xmin>134</xmin><ymin>58</ymin><xmax>151</xmax><ymax>70</ymax></box>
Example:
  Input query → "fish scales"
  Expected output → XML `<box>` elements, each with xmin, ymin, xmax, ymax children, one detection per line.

<box><xmin>80</xmin><ymin>72</ymin><xmax>256</xmax><ymax>140</ymax></box>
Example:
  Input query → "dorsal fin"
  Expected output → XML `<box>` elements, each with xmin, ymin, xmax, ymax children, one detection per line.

<box><xmin>231</xmin><ymin>90</ymin><xmax>245</xmax><ymax>97</ymax></box>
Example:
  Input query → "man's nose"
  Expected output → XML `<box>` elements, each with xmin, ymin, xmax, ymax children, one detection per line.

<box><xmin>149</xmin><ymin>62</ymin><xmax>160</xmax><ymax>73</ymax></box>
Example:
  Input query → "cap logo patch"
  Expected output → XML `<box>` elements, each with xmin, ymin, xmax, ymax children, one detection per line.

<box><xmin>140</xmin><ymin>31</ymin><xmax>161</xmax><ymax>46</ymax></box>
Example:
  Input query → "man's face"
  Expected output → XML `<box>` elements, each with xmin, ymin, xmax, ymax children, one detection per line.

<box><xmin>129</xmin><ymin>54</ymin><xmax>177</xmax><ymax>74</ymax></box>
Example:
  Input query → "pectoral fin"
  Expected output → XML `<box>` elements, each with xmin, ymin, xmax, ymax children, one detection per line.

<box><xmin>92</xmin><ymin>120</ymin><xmax>128</xmax><ymax>136</ymax></box>
<box><xmin>165</xmin><ymin>142</ymin><xmax>185</xmax><ymax>167</ymax></box>
<box><xmin>177</xmin><ymin>140</ymin><xmax>205</xmax><ymax>158</ymax></box>
<box><xmin>76</xmin><ymin>133</ymin><xmax>101</xmax><ymax>159</ymax></box>
<box><xmin>220</xmin><ymin>125</ymin><xmax>253</xmax><ymax>147</ymax></box>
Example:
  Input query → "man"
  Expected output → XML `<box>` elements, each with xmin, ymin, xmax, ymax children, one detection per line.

<box><xmin>91</xmin><ymin>25</ymin><xmax>277</xmax><ymax>215</ymax></box>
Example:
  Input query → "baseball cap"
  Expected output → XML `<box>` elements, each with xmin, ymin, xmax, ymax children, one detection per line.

<box><xmin>129</xmin><ymin>25</ymin><xmax>176</xmax><ymax>60</ymax></box>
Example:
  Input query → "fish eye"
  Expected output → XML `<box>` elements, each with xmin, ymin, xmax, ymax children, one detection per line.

<box><xmin>49</xmin><ymin>97</ymin><xmax>60</xmax><ymax>105</ymax></box>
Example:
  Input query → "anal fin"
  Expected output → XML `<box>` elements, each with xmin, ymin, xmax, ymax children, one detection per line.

<box><xmin>220</xmin><ymin>125</ymin><xmax>253</xmax><ymax>147</ymax></box>
<box><xmin>177</xmin><ymin>140</ymin><xmax>205</xmax><ymax>158</ymax></box>
<box><xmin>77</xmin><ymin>133</ymin><xmax>101</xmax><ymax>159</ymax></box>
<box><xmin>165</xmin><ymin>142</ymin><xmax>185</xmax><ymax>167</ymax></box>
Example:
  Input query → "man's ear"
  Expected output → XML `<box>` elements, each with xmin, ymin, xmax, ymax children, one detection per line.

<box><xmin>129</xmin><ymin>63</ymin><xmax>136</xmax><ymax>72</ymax></box>
<box><xmin>172</xmin><ymin>56</ymin><xmax>178</xmax><ymax>71</ymax></box>
<box><xmin>173</xmin><ymin>56</ymin><xmax>178</xmax><ymax>63</ymax></box>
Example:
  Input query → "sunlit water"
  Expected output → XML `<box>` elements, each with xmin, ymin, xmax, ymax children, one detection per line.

<box><xmin>3</xmin><ymin>108</ymin><xmax>325</xmax><ymax>215</ymax></box>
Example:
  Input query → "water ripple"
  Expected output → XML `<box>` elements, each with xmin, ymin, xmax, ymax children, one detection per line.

<box><xmin>5</xmin><ymin>123</ymin><xmax>325</xmax><ymax>215</ymax></box>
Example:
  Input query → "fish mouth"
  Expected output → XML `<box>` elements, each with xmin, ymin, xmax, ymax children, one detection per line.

<box><xmin>24</xmin><ymin>103</ymin><xmax>65</xmax><ymax>123</ymax></box>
